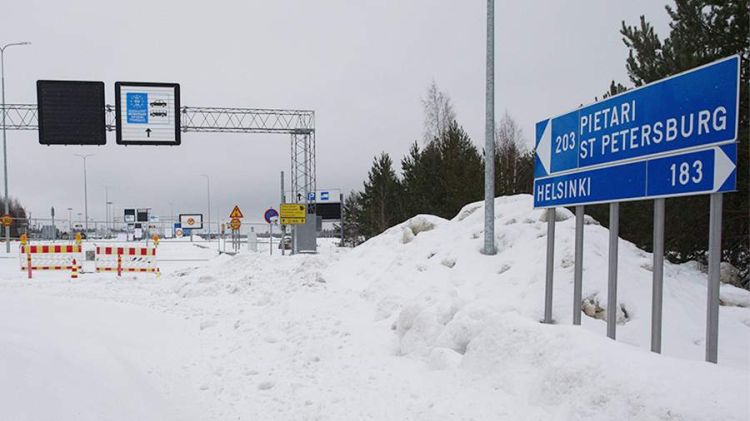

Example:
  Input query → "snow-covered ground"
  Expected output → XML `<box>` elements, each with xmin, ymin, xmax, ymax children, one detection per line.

<box><xmin>1</xmin><ymin>195</ymin><xmax>748</xmax><ymax>420</ymax></box>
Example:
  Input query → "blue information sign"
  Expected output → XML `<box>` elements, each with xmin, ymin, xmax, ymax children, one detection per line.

<box><xmin>535</xmin><ymin>55</ymin><xmax>739</xmax><ymax>178</ymax></box>
<box><xmin>126</xmin><ymin>92</ymin><xmax>149</xmax><ymax>124</ymax></box>
<box><xmin>534</xmin><ymin>143</ymin><xmax>737</xmax><ymax>208</ymax></box>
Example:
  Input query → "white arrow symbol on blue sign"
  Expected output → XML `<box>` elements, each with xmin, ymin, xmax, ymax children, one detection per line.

<box><xmin>713</xmin><ymin>146</ymin><xmax>735</xmax><ymax>191</ymax></box>
<box><xmin>536</xmin><ymin>120</ymin><xmax>552</xmax><ymax>176</ymax></box>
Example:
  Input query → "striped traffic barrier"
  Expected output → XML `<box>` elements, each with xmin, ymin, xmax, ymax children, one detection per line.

<box><xmin>95</xmin><ymin>246</ymin><xmax>159</xmax><ymax>276</ymax></box>
<box><xmin>20</xmin><ymin>244</ymin><xmax>83</xmax><ymax>278</ymax></box>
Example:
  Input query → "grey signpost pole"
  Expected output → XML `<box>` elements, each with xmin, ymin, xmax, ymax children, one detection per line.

<box><xmin>651</xmin><ymin>198</ymin><xmax>665</xmax><ymax>353</ymax></box>
<box><xmin>543</xmin><ymin>208</ymin><xmax>555</xmax><ymax>324</ymax></box>
<box><xmin>1</xmin><ymin>41</ymin><xmax>30</xmax><ymax>253</ymax></box>
<box><xmin>607</xmin><ymin>202</ymin><xmax>619</xmax><ymax>339</ymax></box>
<box><xmin>573</xmin><ymin>205</ymin><xmax>584</xmax><ymax>325</ymax></box>
<box><xmin>706</xmin><ymin>193</ymin><xmax>722</xmax><ymax>363</ymax></box>
<box><xmin>75</xmin><ymin>154</ymin><xmax>93</xmax><ymax>234</ymax></box>
<box><xmin>200</xmin><ymin>174</ymin><xmax>211</xmax><ymax>247</ymax></box>
<box><xmin>482</xmin><ymin>0</ymin><xmax>496</xmax><ymax>256</ymax></box>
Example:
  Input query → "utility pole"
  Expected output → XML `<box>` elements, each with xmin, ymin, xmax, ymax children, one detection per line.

<box><xmin>105</xmin><ymin>186</ymin><xmax>109</xmax><ymax>235</ymax></box>
<box><xmin>200</xmin><ymin>174</ymin><xmax>211</xmax><ymax>244</ymax></box>
<box><xmin>482</xmin><ymin>0</ymin><xmax>496</xmax><ymax>256</ymax></box>
<box><xmin>75</xmin><ymin>154</ymin><xmax>93</xmax><ymax>233</ymax></box>
<box><xmin>1</xmin><ymin>41</ymin><xmax>31</xmax><ymax>252</ymax></box>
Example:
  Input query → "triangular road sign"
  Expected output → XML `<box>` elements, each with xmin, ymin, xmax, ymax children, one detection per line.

<box><xmin>229</xmin><ymin>205</ymin><xmax>244</xmax><ymax>219</ymax></box>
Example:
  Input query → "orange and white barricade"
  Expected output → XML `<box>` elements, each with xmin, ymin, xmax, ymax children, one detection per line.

<box><xmin>20</xmin><ymin>244</ymin><xmax>83</xmax><ymax>279</ymax></box>
<box><xmin>95</xmin><ymin>246</ymin><xmax>159</xmax><ymax>276</ymax></box>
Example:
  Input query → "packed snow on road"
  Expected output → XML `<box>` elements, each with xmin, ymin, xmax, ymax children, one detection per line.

<box><xmin>1</xmin><ymin>195</ymin><xmax>748</xmax><ymax>420</ymax></box>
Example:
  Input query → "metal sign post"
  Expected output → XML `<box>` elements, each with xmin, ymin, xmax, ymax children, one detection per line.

<box><xmin>706</xmin><ymin>193</ymin><xmax>723</xmax><ymax>363</ymax></box>
<box><xmin>606</xmin><ymin>203</ymin><xmax>619</xmax><ymax>339</ymax></box>
<box><xmin>543</xmin><ymin>208</ymin><xmax>555</xmax><ymax>324</ymax></box>
<box><xmin>651</xmin><ymin>198</ymin><xmax>665</xmax><ymax>353</ymax></box>
<box><xmin>573</xmin><ymin>205</ymin><xmax>584</xmax><ymax>325</ymax></box>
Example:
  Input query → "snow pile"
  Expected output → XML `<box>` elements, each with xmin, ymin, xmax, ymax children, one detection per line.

<box><xmin>325</xmin><ymin>194</ymin><xmax>749</xmax><ymax>419</ymax></box>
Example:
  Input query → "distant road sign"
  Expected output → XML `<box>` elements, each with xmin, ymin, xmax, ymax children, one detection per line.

<box><xmin>1</xmin><ymin>215</ymin><xmax>12</xmax><ymax>227</ymax></box>
<box><xmin>535</xmin><ymin>56</ymin><xmax>739</xmax><ymax>178</ymax></box>
<box><xmin>289</xmin><ymin>189</ymin><xmax>341</xmax><ymax>203</ymax></box>
<box><xmin>115</xmin><ymin>82</ymin><xmax>181</xmax><ymax>146</ymax></box>
<box><xmin>534</xmin><ymin>143</ymin><xmax>736</xmax><ymax>208</ymax></box>
<box><xmin>280</xmin><ymin>204</ymin><xmax>306</xmax><ymax>225</ymax></box>
<box><xmin>264</xmin><ymin>208</ymin><xmax>279</xmax><ymax>224</ymax></box>
<box><xmin>229</xmin><ymin>205</ymin><xmax>244</xmax><ymax>219</ymax></box>
<box><xmin>36</xmin><ymin>80</ymin><xmax>107</xmax><ymax>145</ymax></box>
<box><xmin>230</xmin><ymin>218</ymin><xmax>241</xmax><ymax>230</ymax></box>
<box><xmin>179</xmin><ymin>213</ymin><xmax>203</xmax><ymax>229</ymax></box>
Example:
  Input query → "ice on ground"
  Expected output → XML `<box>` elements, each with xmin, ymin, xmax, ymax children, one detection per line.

<box><xmin>0</xmin><ymin>194</ymin><xmax>747</xmax><ymax>420</ymax></box>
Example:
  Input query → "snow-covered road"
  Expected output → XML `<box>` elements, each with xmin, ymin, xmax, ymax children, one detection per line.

<box><xmin>0</xmin><ymin>290</ymin><xmax>207</xmax><ymax>420</ymax></box>
<box><xmin>0</xmin><ymin>196</ymin><xmax>748</xmax><ymax>420</ymax></box>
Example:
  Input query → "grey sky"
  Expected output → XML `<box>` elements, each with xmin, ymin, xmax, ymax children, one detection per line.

<box><xmin>1</xmin><ymin>0</ymin><xmax>672</xmax><ymax>225</ymax></box>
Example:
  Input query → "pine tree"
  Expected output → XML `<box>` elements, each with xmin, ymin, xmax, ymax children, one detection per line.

<box><xmin>608</xmin><ymin>1</ymin><xmax>749</xmax><ymax>282</ymax></box>
<box><xmin>359</xmin><ymin>153</ymin><xmax>405</xmax><ymax>237</ymax></box>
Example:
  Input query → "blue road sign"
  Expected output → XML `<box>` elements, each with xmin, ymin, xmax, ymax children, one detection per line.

<box><xmin>126</xmin><ymin>92</ymin><xmax>149</xmax><ymax>124</ymax></box>
<box><xmin>264</xmin><ymin>208</ymin><xmax>279</xmax><ymax>224</ymax></box>
<box><xmin>535</xmin><ymin>55</ymin><xmax>740</xmax><ymax>178</ymax></box>
<box><xmin>320</xmin><ymin>191</ymin><xmax>329</xmax><ymax>201</ymax></box>
<box><xmin>533</xmin><ymin>144</ymin><xmax>736</xmax><ymax>208</ymax></box>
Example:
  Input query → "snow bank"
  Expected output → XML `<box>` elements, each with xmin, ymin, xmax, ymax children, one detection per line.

<box><xmin>326</xmin><ymin>194</ymin><xmax>750</xmax><ymax>419</ymax></box>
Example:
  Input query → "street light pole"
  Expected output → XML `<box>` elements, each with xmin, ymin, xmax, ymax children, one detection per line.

<box><xmin>482</xmin><ymin>0</ymin><xmax>496</xmax><ymax>256</ymax></box>
<box><xmin>105</xmin><ymin>186</ymin><xmax>109</xmax><ymax>235</ymax></box>
<box><xmin>1</xmin><ymin>41</ymin><xmax>31</xmax><ymax>252</ymax></box>
<box><xmin>75</xmin><ymin>154</ymin><xmax>93</xmax><ymax>233</ymax></box>
<box><xmin>200</xmin><ymin>174</ymin><xmax>211</xmax><ymax>243</ymax></box>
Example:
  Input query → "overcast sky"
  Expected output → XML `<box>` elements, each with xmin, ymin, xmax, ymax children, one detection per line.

<box><xmin>1</xmin><ymin>0</ymin><xmax>672</xmax><ymax>227</ymax></box>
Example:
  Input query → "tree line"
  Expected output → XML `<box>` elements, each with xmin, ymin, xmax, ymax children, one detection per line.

<box><xmin>342</xmin><ymin>83</ymin><xmax>534</xmax><ymax>244</ymax></box>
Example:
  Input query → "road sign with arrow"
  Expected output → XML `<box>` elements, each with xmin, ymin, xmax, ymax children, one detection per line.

<box><xmin>115</xmin><ymin>82</ymin><xmax>181</xmax><ymax>146</ymax></box>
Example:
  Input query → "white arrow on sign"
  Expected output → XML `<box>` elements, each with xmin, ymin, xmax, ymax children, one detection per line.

<box><xmin>713</xmin><ymin>146</ymin><xmax>735</xmax><ymax>191</ymax></box>
<box><xmin>536</xmin><ymin>120</ymin><xmax>552</xmax><ymax>175</ymax></box>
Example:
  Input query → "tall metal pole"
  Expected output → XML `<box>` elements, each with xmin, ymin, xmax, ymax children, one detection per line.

<box><xmin>0</xmin><ymin>41</ymin><xmax>30</xmax><ymax>252</ymax></box>
<box><xmin>651</xmin><ymin>198</ymin><xmax>666</xmax><ymax>353</ymax></box>
<box><xmin>104</xmin><ymin>186</ymin><xmax>109</xmax><ymax>236</ymax></box>
<box><xmin>280</xmin><ymin>171</ymin><xmax>285</xmax><ymax>256</ymax></box>
<box><xmin>706</xmin><ymin>193</ymin><xmax>723</xmax><ymax>363</ymax></box>
<box><xmin>543</xmin><ymin>208</ymin><xmax>555</xmax><ymax>324</ymax></box>
<box><xmin>482</xmin><ymin>0</ymin><xmax>496</xmax><ymax>256</ymax></box>
<box><xmin>200</xmin><ymin>174</ymin><xmax>211</xmax><ymax>244</ymax></box>
<box><xmin>75</xmin><ymin>154</ymin><xmax>93</xmax><ymax>233</ymax></box>
<box><xmin>607</xmin><ymin>202</ymin><xmax>620</xmax><ymax>340</ymax></box>
<box><xmin>573</xmin><ymin>205</ymin><xmax>584</xmax><ymax>325</ymax></box>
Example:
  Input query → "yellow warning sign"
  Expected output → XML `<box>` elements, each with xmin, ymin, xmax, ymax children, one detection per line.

<box><xmin>1</xmin><ymin>214</ymin><xmax>11</xmax><ymax>227</ymax></box>
<box><xmin>230</xmin><ymin>218</ymin><xmax>241</xmax><ymax>230</ymax></box>
<box><xmin>229</xmin><ymin>205</ymin><xmax>244</xmax><ymax>219</ymax></box>
<box><xmin>280</xmin><ymin>203</ymin><xmax>306</xmax><ymax>225</ymax></box>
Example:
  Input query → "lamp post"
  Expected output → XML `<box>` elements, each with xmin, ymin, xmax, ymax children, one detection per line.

<box><xmin>67</xmin><ymin>207</ymin><xmax>72</xmax><ymax>234</ymax></box>
<box><xmin>482</xmin><ymin>1</ymin><xmax>496</xmax><ymax>256</ymax></box>
<box><xmin>1</xmin><ymin>41</ymin><xmax>31</xmax><ymax>252</ymax></box>
<box><xmin>75</xmin><ymin>154</ymin><xmax>93</xmax><ymax>233</ymax></box>
<box><xmin>104</xmin><ymin>186</ymin><xmax>109</xmax><ymax>232</ymax></box>
<box><xmin>200</xmin><ymin>174</ymin><xmax>211</xmax><ymax>243</ymax></box>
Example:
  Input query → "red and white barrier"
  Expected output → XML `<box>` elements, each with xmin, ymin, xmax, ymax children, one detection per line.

<box><xmin>20</xmin><ymin>244</ymin><xmax>83</xmax><ymax>279</ymax></box>
<box><xmin>95</xmin><ymin>246</ymin><xmax>159</xmax><ymax>276</ymax></box>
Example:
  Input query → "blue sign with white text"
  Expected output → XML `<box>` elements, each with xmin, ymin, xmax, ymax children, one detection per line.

<box><xmin>126</xmin><ymin>93</ymin><xmax>148</xmax><ymax>124</ymax></box>
<box><xmin>533</xmin><ymin>144</ymin><xmax>737</xmax><ymax>208</ymax></box>
<box><xmin>534</xmin><ymin>56</ymin><xmax>739</xmax><ymax>178</ymax></box>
